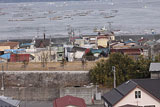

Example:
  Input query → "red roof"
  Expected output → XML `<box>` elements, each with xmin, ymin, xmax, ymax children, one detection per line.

<box><xmin>53</xmin><ymin>95</ymin><xmax>86</xmax><ymax>107</ymax></box>
<box><xmin>111</xmin><ymin>48</ymin><xmax>142</xmax><ymax>55</ymax></box>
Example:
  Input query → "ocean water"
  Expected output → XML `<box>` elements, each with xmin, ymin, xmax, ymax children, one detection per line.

<box><xmin>0</xmin><ymin>0</ymin><xmax>160</xmax><ymax>40</ymax></box>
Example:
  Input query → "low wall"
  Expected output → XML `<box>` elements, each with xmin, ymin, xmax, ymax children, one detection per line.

<box><xmin>0</xmin><ymin>71</ymin><xmax>89</xmax><ymax>101</ymax></box>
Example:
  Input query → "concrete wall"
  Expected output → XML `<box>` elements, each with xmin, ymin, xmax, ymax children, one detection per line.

<box><xmin>0</xmin><ymin>71</ymin><xmax>89</xmax><ymax>101</ymax></box>
<box><xmin>60</xmin><ymin>86</ymin><xmax>97</xmax><ymax>105</ymax></box>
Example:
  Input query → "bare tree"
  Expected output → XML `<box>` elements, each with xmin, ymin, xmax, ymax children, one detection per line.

<box><xmin>41</xmin><ymin>51</ymin><xmax>49</xmax><ymax>68</ymax></box>
<box><xmin>61</xmin><ymin>58</ymin><xmax>67</xmax><ymax>69</ymax></box>
<box><xmin>22</xmin><ymin>60</ymin><xmax>29</xmax><ymax>69</ymax></box>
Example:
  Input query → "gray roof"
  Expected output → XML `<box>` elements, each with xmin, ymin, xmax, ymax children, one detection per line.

<box><xmin>102</xmin><ymin>79</ymin><xmax>160</xmax><ymax>106</ymax></box>
<box><xmin>102</xmin><ymin>88</ymin><xmax>123</xmax><ymax>105</ymax></box>
<box><xmin>0</xmin><ymin>96</ymin><xmax>20</xmax><ymax>106</ymax></box>
<box><xmin>132</xmin><ymin>79</ymin><xmax>160</xmax><ymax>100</ymax></box>
<box><xmin>149</xmin><ymin>63</ymin><xmax>160</xmax><ymax>72</ymax></box>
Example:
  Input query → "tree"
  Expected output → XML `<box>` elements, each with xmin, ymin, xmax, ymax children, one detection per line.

<box><xmin>155</xmin><ymin>53</ymin><xmax>160</xmax><ymax>62</ymax></box>
<box><xmin>133</xmin><ymin>56</ymin><xmax>151</xmax><ymax>79</ymax></box>
<box><xmin>61</xmin><ymin>58</ymin><xmax>67</xmax><ymax>69</ymax></box>
<box><xmin>89</xmin><ymin>53</ymin><xmax>151</xmax><ymax>87</ymax></box>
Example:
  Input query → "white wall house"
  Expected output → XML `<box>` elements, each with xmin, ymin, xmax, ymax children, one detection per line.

<box><xmin>102</xmin><ymin>79</ymin><xmax>160</xmax><ymax>107</ymax></box>
<box><xmin>114</xmin><ymin>86</ymin><xmax>160</xmax><ymax>107</ymax></box>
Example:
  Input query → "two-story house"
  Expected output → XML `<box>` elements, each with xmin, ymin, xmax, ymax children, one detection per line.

<box><xmin>102</xmin><ymin>79</ymin><xmax>160</xmax><ymax>107</ymax></box>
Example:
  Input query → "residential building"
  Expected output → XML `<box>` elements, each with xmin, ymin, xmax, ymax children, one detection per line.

<box><xmin>0</xmin><ymin>96</ymin><xmax>20</xmax><ymax>107</ymax></box>
<box><xmin>102</xmin><ymin>79</ymin><xmax>160</xmax><ymax>107</ymax></box>
<box><xmin>34</xmin><ymin>39</ymin><xmax>50</xmax><ymax>48</ymax></box>
<box><xmin>110</xmin><ymin>48</ymin><xmax>143</xmax><ymax>59</ymax></box>
<box><xmin>72</xmin><ymin>46</ymin><xmax>86</xmax><ymax>60</ymax></box>
<box><xmin>51</xmin><ymin>44</ymin><xmax>65</xmax><ymax>61</ymax></box>
<box><xmin>10</xmin><ymin>54</ymin><xmax>30</xmax><ymax>62</ymax></box>
<box><xmin>82</xmin><ymin>34</ymin><xmax>97</xmax><ymax>46</ymax></box>
<box><xmin>97</xmin><ymin>36</ymin><xmax>109</xmax><ymax>48</ymax></box>
<box><xmin>0</xmin><ymin>41</ymin><xmax>19</xmax><ymax>51</ymax></box>
<box><xmin>97</xmin><ymin>33</ymin><xmax>115</xmax><ymax>48</ymax></box>
<box><xmin>149</xmin><ymin>63</ymin><xmax>160</xmax><ymax>79</ymax></box>
<box><xmin>53</xmin><ymin>95</ymin><xmax>86</xmax><ymax>107</ymax></box>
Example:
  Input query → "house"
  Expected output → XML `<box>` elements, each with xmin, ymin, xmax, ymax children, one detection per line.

<box><xmin>149</xmin><ymin>63</ymin><xmax>160</xmax><ymax>79</ymax></box>
<box><xmin>0</xmin><ymin>53</ymin><xmax>11</xmax><ymax>62</ymax></box>
<box><xmin>0</xmin><ymin>96</ymin><xmax>20</xmax><ymax>107</ymax></box>
<box><xmin>102</xmin><ymin>79</ymin><xmax>160</xmax><ymax>107</ymax></box>
<box><xmin>53</xmin><ymin>95</ymin><xmax>86</xmax><ymax>107</ymax></box>
<box><xmin>0</xmin><ymin>41</ymin><xmax>19</xmax><ymax>51</ymax></box>
<box><xmin>20</xmin><ymin>43</ymin><xmax>32</xmax><ymax>49</ymax></box>
<box><xmin>82</xmin><ymin>34</ymin><xmax>97</xmax><ymax>46</ymax></box>
<box><xmin>34</xmin><ymin>39</ymin><xmax>50</xmax><ymax>48</ymax></box>
<box><xmin>52</xmin><ymin>44</ymin><xmax>64</xmax><ymax>61</ymax></box>
<box><xmin>97</xmin><ymin>36</ymin><xmax>110</xmax><ymax>48</ymax></box>
<box><xmin>72</xmin><ymin>46</ymin><xmax>86</xmax><ymax>60</ymax></box>
<box><xmin>110</xmin><ymin>48</ymin><xmax>143</xmax><ymax>59</ymax></box>
<box><xmin>65</xmin><ymin>47</ymin><xmax>74</xmax><ymax>62</ymax></box>
<box><xmin>10</xmin><ymin>54</ymin><xmax>30</xmax><ymax>62</ymax></box>
<box><xmin>0</xmin><ymin>41</ymin><xmax>19</xmax><ymax>54</ymax></box>
<box><xmin>97</xmin><ymin>33</ymin><xmax>115</xmax><ymax>48</ymax></box>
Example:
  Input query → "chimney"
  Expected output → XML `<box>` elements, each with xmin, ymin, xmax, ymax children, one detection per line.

<box><xmin>44</xmin><ymin>33</ymin><xmax>46</xmax><ymax>40</ymax></box>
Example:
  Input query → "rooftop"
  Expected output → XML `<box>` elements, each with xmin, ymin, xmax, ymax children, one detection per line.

<box><xmin>149</xmin><ymin>63</ymin><xmax>160</xmax><ymax>72</ymax></box>
<box><xmin>102</xmin><ymin>79</ymin><xmax>160</xmax><ymax>106</ymax></box>
<box><xmin>0</xmin><ymin>96</ymin><xmax>20</xmax><ymax>106</ymax></box>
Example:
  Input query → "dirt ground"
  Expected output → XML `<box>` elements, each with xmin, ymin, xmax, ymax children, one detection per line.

<box><xmin>0</xmin><ymin>61</ymin><xmax>96</xmax><ymax>71</ymax></box>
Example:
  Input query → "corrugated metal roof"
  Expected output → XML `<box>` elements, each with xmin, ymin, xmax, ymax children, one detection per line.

<box><xmin>149</xmin><ymin>63</ymin><xmax>160</xmax><ymax>72</ymax></box>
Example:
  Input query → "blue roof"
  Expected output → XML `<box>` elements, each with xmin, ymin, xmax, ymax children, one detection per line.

<box><xmin>124</xmin><ymin>40</ymin><xmax>136</xmax><ymax>44</ymax></box>
<box><xmin>91</xmin><ymin>49</ymin><xmax>102</xmax><ymax>53</ymax></box>
<box><xmin>0</xmin><ymin>53</ymin><xmax>11</xmax><ymax>59</ymax></box>
<box><xmin>20</xmin><ymin>43</ymin><xmax>32</xmax><ymax>47</ymax></box>
<box><xmin>4</xmin><ymin>49</ymin><xmax>25</xmax><ymax>54</ymax></box>
<box><xmin>91</xmin><ymin>48</ymin><xmax>110</xmax><ymax>54</ymax></box>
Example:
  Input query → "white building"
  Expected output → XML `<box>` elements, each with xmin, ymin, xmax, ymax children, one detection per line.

<box><xmin>102</xmin><ymin>79</ymin><xmax>160</xmax><ymax>107</ymax></box>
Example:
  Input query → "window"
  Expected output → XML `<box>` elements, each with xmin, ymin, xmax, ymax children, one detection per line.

<box><xmin>135</xmin><ymin>91</ymin><xmax>141</xmax><ymax>98</ymax></box>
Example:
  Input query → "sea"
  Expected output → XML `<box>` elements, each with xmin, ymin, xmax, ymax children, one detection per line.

<box><xmin>0</xmin><ymin>0</ymin><xmax>160</xmax><ymax>40</ymax></box>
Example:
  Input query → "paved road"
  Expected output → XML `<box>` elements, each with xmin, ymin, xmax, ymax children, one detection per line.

<box><xmin>20</xmin><ymin>101</ymin><xmax>103</xmax><ymax>107</ymax></box>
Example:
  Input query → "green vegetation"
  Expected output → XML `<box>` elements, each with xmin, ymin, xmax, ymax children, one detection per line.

<box><xmin>89</xmin><ymin>53</ymin><xmax>159</xmax><ymax>87</ymax></box>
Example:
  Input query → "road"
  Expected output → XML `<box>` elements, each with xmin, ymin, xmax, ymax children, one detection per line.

<box><xmin>20</xmin><ymin>101</ymin><xmax>103</xmax><ymax>107</ymax></box>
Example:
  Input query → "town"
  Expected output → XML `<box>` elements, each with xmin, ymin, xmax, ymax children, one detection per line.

<box><xmin>0</xmin><ymin>27</ymin><xmax>160</xmax><ymax>107</ymax></box>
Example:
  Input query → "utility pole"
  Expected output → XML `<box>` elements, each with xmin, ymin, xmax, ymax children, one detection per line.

<box><xmin>1</xmin><ymin>64</ymin><xmax>4</xmax><ymax>91</ymax></box>
<box><xmin>112</xmin><ymin>66</ymin><xmax>116</xmax><ymax>88</ymax></box>
<box><xmin>49</xmin><ymin>35</ymin><xmax>52</xmax><ymax>62</ymax></box>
